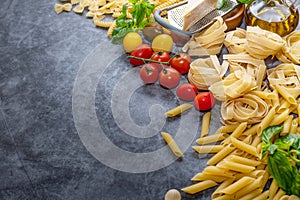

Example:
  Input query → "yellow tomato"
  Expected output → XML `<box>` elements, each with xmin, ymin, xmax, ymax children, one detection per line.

<box><xmin>152</xmin><ymin>34</ymin><xmax>173</xmax><ymax>52</ymax></box>
<box><xmin>123</xmin><ymin>32</ymin><xmax>143</xmax><ymax>53</ymax></box>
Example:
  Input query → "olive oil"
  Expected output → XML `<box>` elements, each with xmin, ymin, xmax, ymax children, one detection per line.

<box><xmin>245</xmin><ymin>0</ymin><xmax>299</xmax><ymax>36</ymax></box>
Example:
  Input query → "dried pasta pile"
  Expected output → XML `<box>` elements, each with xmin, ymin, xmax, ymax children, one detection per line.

<box><xmin>179</xmin><ymin>28</ymin><xmax>300</xmax><ymax>199</ymax></box>
<box><xmin>54</xmin><ymin>0</ymin><xmax>185</xmax><ymax>37</ymax></box>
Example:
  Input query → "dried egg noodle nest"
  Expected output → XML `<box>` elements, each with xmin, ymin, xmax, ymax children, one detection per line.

<box><xmin>276</xmin><ymin>30</ymin><xmax>300</xmax><ymax>64</ymax></box>
<box><xmin>223</xmin><ymin>53</ymin><xmax>267</xmax><ymax>90</ymax></box>
<box><xmin>209</xmin><ymin>68</ymin><xmax>257</xmax><ymax>101</ymax></box>
<box><xmin>188</xmin><ymin>55</ymin><xmax>229</xmax><ymax>90</ymax></box>
<box><xmin>245</xmin><ymin>26</ymin><xmax>285</xmax><ymax>59</ymax></box>
<box><xmin>182</xmin><ymin>17</ymin><xmax>227</xmax><ymax>56</ymax></box>
<box><xmin>267</xmin><ymin>63</ymin><xmax>300</xmax><ymax>105</ymax></box>
<box><xmin>221</xmin><ymin>92</ymin><xmax>270</xmax><ymax>125</ymax></box>
<box><xmin>224</xmin><ymin>28</ymin><xmax>247</xmax><ymax>54</ymax></box>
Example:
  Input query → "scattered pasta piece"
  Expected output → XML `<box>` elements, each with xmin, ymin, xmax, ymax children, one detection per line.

<box><xmin>161</xmin><ymin>132</ymin><xmax>184</xmax><ymax>158</ymax></box>
<box><xmin>73</xmin><ymin>4</ymin><xmax>85</xmax><ymax>13</ymax></box>
<box><xmin>54</xmin><ymin>3</ymin><xmax>72</xmax><ymax>14</ymax></box>
<box><xmin>164</xmin><ymin>103</ymin><xmax>193</xmax><ymax>117</ymax></box>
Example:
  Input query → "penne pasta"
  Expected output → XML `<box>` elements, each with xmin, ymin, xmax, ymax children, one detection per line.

<box><xmin>192</xmin><ymin>145</ymin><xmax>223</xmax><ymax>154</ymax></box>
<box><xmin>257</xmin><ymin>106</ymin><xmax>276</xmax><ymax>135</ymax></box>
<box><xmin>234</xmin><ymin>175</ymin><xmax>263</xmax><ymax>198</ymax></box>
<box><xmin>207</xmin><ymin>145</ymin><xmax>235</xmax><ymax>165</ymax></box>
<box><xmin>274</xmin><ymin>189</ymin><xmax>286</xmax><ymax>200</ymax></box>
<box><xmin>161</xmin><ymin>132</ymin><xmax>184</xmax><ymax>157</ymax></box>
<box><xmin>225</xmin><ymin>155</ymin><xmax>261</xmax><ymax>166</ymax></box>
<box><xmin>217</xmin><ymin>160</ymin><xmax>255</xmax><ymax>173</ymax></box>
<box><xmin>219</xmin><ymin>176</ymin><xmax>255</xmax><ymax>194</ymax></box>
<box><xmin>252</xmin><ymin>190</ymin><xmax>269</xmax><ymax>200</ymax></box>
<box><xmin>269</xmin><ymin>179</ymin><xmax>279</xmax><ymax>200</ymax></box>
<box><xmin>276</xmin><ymin>84</ymin><xmax>297</xmax><ymax>105</ymax></box>
<box><xmin>200</xmin><ymin>112</ymin><xmax>211</xmax><ymax>137</ymax></box>
<box><xmin>196</xmin><ymin>133</ymin><xmax>228</xmax><ymax>145</ymax></box>
<box><xmin>181</xmin><ymin>180</ymin><xmax>217</xmax><ymax>195</ymax></box>
<box><xmin>230</xmin><ymin>137</ymin><xmax>259</xmax><ymax>157</ymax></box>
<box><xmin>243</xmin><ymin>123</ymin><xmax>259</xmax><ymax>136</ymax></box>
<box><xmin>282</xmin><ymin>115</ymin><xmax>293</xmax><ymax>135</ymax></box>
<box><xmin>203</xmin><ymin>166</ymin><xmax>235</xmax><ymax>178</ymax></box>
<box><xmin>270</xmin><ymin>108</ymin><xmax>290</xmax><ymax>126</ymax></box>
<box><xmin>165</xmin><ymin>103</ymin><xmax>193</xmax><ymax>117</ymax></box>
<box><xmin>191</xmin><ymin>172</ymin><xmax>227</xmax><ymax>182</ymax></box>
<box><xmin>231</xmin><ymin>122</ymin><xmax>248</xmax><ymax>138</ymax></box>
<box><xmin>239</xmin><ymin>188</ymin><xmax>263</xmax><ymax>200</ymax></box>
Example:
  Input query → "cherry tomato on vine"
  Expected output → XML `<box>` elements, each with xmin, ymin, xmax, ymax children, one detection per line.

<box><xmin>194</xmin><ymin>92</ymin><xmax>215</xmax><ymax>111</ymax></box>
<box><xmin>139</xmin><ymin>64</ymin><xmax>159</xmax><ymax>84</ymax></box>
<box><xmin>159</xmin><ymin>67</ymin><xmax>180</xmax><ymax>89</ymax></box>
<box><xmin>129</xmin><ymin>44</ymin><xmax>153</xmax><ymax>66</ymax></box>
<box><xmin>151</xmin><ymin>52</ymin><xmax>171</xmax><ymax>65</ymax></box>
<box><xmin>176</xmin><ymin>83</ymin><xmax>198</xmax><ymax>101</ymax></box>
<box><xmin>150</xmin><ymin>62</ymin><xmax>166</xmax><ymax>72</ymax></box>
<box><xmin>170</xmin><ymin>53</ymin><xmax>191</xmax><ymax>74</ymax></box>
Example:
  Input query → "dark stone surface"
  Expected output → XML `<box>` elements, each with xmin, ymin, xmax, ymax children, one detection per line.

<box><xmin>0</xmin><ymin>0</ymin><xmax>225</xmax><ymax>200</ymax></box>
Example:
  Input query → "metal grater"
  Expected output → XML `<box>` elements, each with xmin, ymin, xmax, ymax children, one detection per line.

<box><xmin>155</xmin><ymin>0</ymin><xmax>240</xmax><ymax>35</ymax></box>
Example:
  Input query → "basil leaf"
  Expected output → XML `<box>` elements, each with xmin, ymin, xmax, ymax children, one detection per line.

<box><xmin>268</xmin><ymin>150</ymin><xmax>294</xmax><ymax>194</ymax></box>
<box><xmin>291</xmin><ymin>173</ymin><xmax>300</xmax><ymax>197</ymax></box>
<box><xmin>262</xmin><ymin>125</ymin><xmax>283</xmax><ymax>145</ymax></box>
<box><xmin>133</xmin><ymin>4</ymin><xmax>145</xmax><ymax>27</ymax></box>
<box><xmin>275</xmin><ymin>134</ymin><xmax>300</xmax><ymax>150</ymax></box>
<box><xmin>145</xmin><ymin>2</ymin><xmax>155</xmax><ymax>17</ymax></box>
<box><xmin>217</xmin><ymin>0</ymin><xmax>226</xmax><ymax>9</ymax></box>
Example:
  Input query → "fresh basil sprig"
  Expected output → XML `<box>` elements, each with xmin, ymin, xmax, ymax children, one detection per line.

<box><xmin>112</xmin><ymin>0</ymin><xmax>155</xmax><ymax>44</ymax></box>
<box><xmin>262</xmin><ymin>125</ymin><xmax>300</xmax><ymax>197</ymax></box>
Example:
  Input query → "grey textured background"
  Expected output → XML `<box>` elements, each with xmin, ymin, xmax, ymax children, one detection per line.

<box><xmin>0</xmin><ymin>0</ymin><xmax>238</xmax><ymax>199</ymax></box>
<box><xmin>0</xmin><ymin>0</ymin><xmax>216</xmax><ymax>200</ymax></box>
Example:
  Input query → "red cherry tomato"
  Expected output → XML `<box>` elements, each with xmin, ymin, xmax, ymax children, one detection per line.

<box><xmin>170</xmin><ymin>53</ymin><xmax>191</xmax><ymax>74</ymax></box>
<box><xmin>151</xmin><ymin>52</ymin><xmax>171</xmax><ymax>65</ymax></box>
<box><xmin>139</xmin><ymin>64</ymin><xmax>159</xmax><ymax>84</ymax></box>
<box><xmin>159</xmin><ymin>67</ymin><xmax>180</xmax><ymax>89</ymax></box>
<box><xmin>130</xmin><ymin>44</ymin><xmax>153</xmax><ymax>66</ymax></box>
<box><xmin>176</xmin><ymin>83</ymin><xmax>198</xmax><ymax>101</ymax></box>
<box><xmin>150</xmin><ymin>62</ymin><xmax>167</xmax><ymax>72</ymax></box>
<box><xmin>194</xmin><ymin>92</ymin><xmax>215</xmax><ymax>111</ymax></box>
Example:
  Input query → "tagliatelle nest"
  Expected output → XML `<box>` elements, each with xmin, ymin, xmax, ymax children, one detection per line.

<box><xmin>221</xmin><ymin>91</ymin><xmax>270</xmax><ymax>125</ymax></box>
<box><xmin>188</xmin><ymin>55</ymin><xmax>229</xmax><ymax>90</ymax></box>
<box><xmin>182</xmin><ymin>17</ymin><xmax>227</xmax><ymax>56</ymax></box>
<box><xmin>224</xmin><ymin>28</ymin><xmax>247</xmax><ymax>54</ymax></box>
<box><xmin>267</xmin><ymin>63</ymin><xmax>300</xmax><ymax>105</ymax></box>
<box><xmin>223</xmin><ymin>53</ymin><xmax>267</xmax><ymax>91</ymax></box>
<box><xmin>276</xmin><ymin>30</ymin><xmax>300</xmax><ymax>64</ymax></box>
<box><xmin>209</xmin><ymin>67</ymin><xmax>257</xmax><ymax>101</ymax></box>
<box><xmin>245</xmin><ymin>26</ymin><xmax>285</xmax><ymax>59</ymax></box>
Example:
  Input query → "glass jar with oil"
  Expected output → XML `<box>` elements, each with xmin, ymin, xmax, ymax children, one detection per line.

<box><xmin>245</xmin><ymin>0</ymin><xmax>299</xmax><ymax>36</ymax></box>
